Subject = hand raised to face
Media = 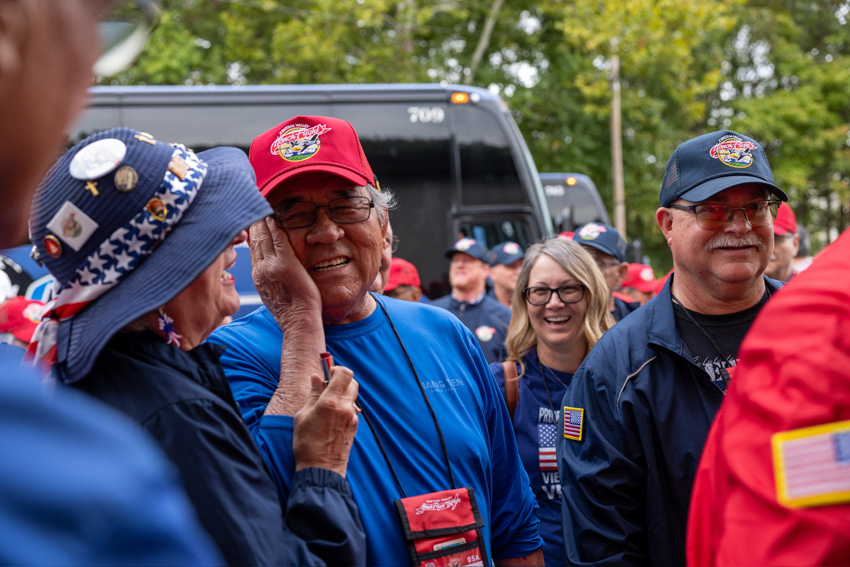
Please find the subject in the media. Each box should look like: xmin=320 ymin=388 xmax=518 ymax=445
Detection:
xmin=248 ymin=217 xmax=322 ymax=324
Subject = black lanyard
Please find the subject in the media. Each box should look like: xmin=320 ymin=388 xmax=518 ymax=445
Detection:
xmin=671 ymin=292 xmax=732 ymax=389
xmin=354 ymin=295 xmax=456 ymax=498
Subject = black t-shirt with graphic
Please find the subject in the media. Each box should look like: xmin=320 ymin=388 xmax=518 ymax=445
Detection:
xmin=674 ymin=290 xmax=770 ymax=391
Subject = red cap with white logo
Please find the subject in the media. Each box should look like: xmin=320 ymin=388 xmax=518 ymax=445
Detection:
xmin=248 ymin=115 xmax=376 ymax=198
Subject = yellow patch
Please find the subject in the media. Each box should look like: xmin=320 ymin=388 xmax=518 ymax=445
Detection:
xmin=563 ymin=406 xmax=584 ymax=441
xmin=772 ymin=420 xmax=850 ymax=508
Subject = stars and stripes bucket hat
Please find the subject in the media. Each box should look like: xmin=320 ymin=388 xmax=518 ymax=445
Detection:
xmin=27 ymin=128 xmax=271 ymax=383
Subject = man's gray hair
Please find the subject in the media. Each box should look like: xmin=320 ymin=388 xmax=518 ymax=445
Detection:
xmin=367 ymin=183 xmax=397 ymax=225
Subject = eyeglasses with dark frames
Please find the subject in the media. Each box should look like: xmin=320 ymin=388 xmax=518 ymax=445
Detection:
xmin=273 ymin=196 xmax=375 ymax=229
xmin=667 ymin=200 xmax=781 ymax=230
xmin=523 ymin=284 xmax=587 ymax=306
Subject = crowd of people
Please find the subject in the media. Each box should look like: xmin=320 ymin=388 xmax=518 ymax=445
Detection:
xmin=2 ymin=1 xmax=847 ymax=566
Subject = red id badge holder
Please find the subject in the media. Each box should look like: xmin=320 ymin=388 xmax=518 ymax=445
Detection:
xmin=394 ymin=487 xmax=488 ymax=567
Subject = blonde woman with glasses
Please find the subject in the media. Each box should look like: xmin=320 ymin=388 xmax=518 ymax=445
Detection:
xmin=490 ymin=237 xmax=613 ymax=566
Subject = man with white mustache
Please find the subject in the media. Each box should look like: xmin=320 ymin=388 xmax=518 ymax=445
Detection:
xmin=557 ymin=130 xmax=786 ymax=567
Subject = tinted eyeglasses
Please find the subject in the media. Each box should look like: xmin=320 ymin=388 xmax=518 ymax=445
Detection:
xmin=667 ymin=200 xmax=781 ymax=231
xmin=95 ymin=0 xmax=162 ymax=76
xmin=273 ymin=196 xmax=375 ymax=229
xmin=523 ymin=284 xmax=586 ymax=306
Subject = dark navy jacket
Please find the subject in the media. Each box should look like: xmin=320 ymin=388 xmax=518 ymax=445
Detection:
xmin=431 ymin=293 xmax=511 ymax=363
xmin=73 ymin=331 xmax=365 ymax=566
xmin=0 ymin=348 xmax=219 ymax=565
xmin=556 ymin=275 xmax=783 ymax=567
xmin=612 ymin=295 xmax=641 ymax=321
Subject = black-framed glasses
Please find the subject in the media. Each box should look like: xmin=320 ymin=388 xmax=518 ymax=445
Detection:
xmin=667 ymin=200 xmax=781 ymax=230
xmin=95 ymin=0 xmax=162 ymax=76
xmin=388 ymin=235 xmax=400 ymax=253
xmin=523 ymin=284 xmax=587 ymax=306
xmin=273 ymin=196 xmax=375 ymax=229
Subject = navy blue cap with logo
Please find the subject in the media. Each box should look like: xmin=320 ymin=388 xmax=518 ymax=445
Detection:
xmin=445 ymin=237 xmax=490 ymax=263
xmin=489 ymin=241 xmax=524 ymax=267
xmin=659 ymin=130 xmax=788 ymax=207
xmin=574 ymin=222 xmax=627 ymax=263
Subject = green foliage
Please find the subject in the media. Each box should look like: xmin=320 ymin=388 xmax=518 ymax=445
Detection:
xmin=102 ymin=0 xmax=850 ymax=264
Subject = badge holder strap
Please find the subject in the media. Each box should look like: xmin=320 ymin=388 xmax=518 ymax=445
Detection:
xmin=374 ymin=294 xmax=457 ymax=490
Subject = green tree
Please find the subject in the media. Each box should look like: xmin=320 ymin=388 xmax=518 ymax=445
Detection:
xmin=102 ymin=0 xmax=850 ymax=265
xmin=720 ymin=0 xmax=850 ymax=250
xmin=508 ymin=0 xmax=742 ymax=270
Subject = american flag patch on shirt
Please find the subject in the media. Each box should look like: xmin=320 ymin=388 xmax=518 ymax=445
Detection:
xmin=772 ymin=420 xmax=850 ymax=508
xmin=563 ymin=406 xmax=584 ymax=441
xmin=538 ymin=423 xmax=557 ymax=471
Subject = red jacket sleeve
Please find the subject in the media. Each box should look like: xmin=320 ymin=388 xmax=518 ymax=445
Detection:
xmin=688 ymin=228 xmax=850 ymax=566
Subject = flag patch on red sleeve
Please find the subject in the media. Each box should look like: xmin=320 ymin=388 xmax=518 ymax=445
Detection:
xmin=772 ymin=420 xmax=850 ymax=508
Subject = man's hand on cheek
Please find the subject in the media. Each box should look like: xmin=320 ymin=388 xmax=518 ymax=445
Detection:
xmin=249 ymin=217 xmax=322 ymax=324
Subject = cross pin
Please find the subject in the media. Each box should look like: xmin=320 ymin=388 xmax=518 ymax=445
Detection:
xmin=85 ymin=180 xmax=99 ymax=196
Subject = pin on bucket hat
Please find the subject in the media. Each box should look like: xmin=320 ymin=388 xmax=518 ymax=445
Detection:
xmin=659 ymin=130 xmax=788 ymax=207
xmin=28 ymin=128 xmax=272 ymax=384
xmin=249 ymin=115 xmax=379 ymax=198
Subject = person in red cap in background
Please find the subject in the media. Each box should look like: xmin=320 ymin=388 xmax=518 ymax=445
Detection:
xmin=620 ymin=263 xmax=657 ymax=306
xmin=688 ymin=227 xmax=850 ymax=567
xmin=0 ymin=296 xmax=44 ymax=350
xmin=209 ymin=115 xmax=544 ymax=566
xmin=765 ymin=202 xmax=799 ymax=282
xmin=384 ymin=257 xmax=423 ymax=302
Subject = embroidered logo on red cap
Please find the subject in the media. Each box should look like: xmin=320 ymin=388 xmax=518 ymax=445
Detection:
xmin=270 ymin=123 xmax=332 ymax=163
xmin=709 ymin=134 xmax=757 ymax=169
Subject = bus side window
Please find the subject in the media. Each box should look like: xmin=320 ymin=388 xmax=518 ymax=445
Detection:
xmin=454 ymin=106 xmax=525 ymax=206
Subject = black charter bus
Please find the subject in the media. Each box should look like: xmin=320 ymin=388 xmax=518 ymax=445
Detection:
xmin=68 ymin=84 xmax=552 ymax=303
xmin=539 ymin=172 xmax=610 ymax=234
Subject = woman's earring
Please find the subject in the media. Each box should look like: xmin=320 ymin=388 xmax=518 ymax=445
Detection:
xmin=158 ymin=308 xmax=182 ymax=347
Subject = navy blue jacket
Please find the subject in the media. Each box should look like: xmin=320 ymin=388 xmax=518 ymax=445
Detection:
xmin=0 ymin=348 xmax=220 ymax=565
xmin=431 ymin=293 xmax=511 ymax=363
xmin=557 ymin=275 xmax=783 ymax=567
xmin=612 ymin=295 xmax=641 ymax=321
xmin=74 ymin=331 xmax=365 ymax=566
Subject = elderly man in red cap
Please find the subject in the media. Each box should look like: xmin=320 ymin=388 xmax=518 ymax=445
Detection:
xmin=765 ymin=202 xmax=800 ymax=281
xmin=210 ymin=115 xmax=544 ymax=566
xmin=384 ymin=257 xmax=423 ymax=302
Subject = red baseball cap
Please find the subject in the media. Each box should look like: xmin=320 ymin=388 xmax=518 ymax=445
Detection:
xmin=385 ymin=258 xmax=421 ymax=291
xmin=248 ymin=115 xmax=376 ymax=198
xmin=623 ymin=263 xmax=656 ymax=294
xmin=0 ymin=296 xmax=45 ymax=343
xmin=773 ymin=202 xmax=797 ymax=236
